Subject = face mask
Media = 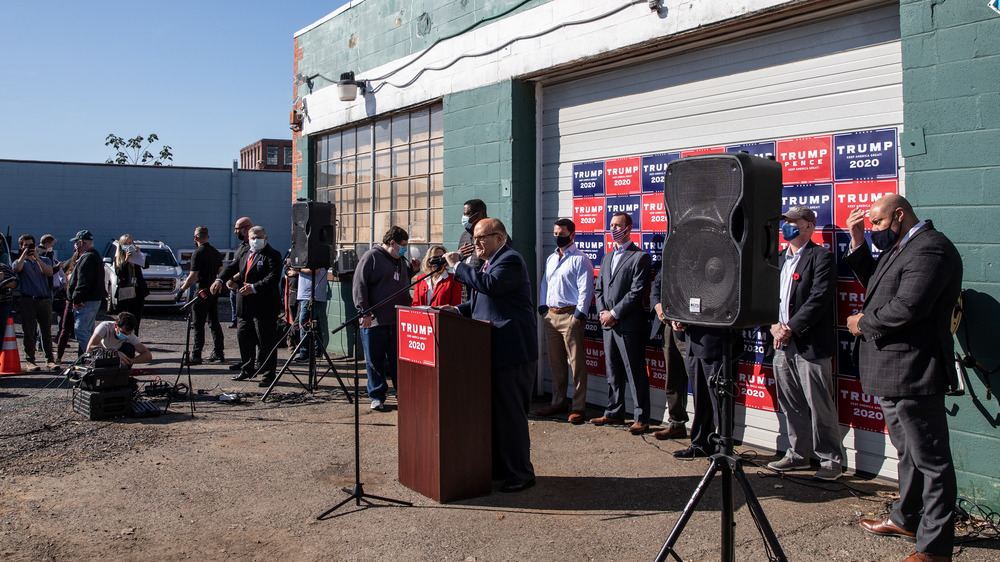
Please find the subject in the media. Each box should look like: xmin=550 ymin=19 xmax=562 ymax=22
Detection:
xmin=780 ymin=223 xmax=800 ymax=242
xmin=611 ymin=227 xmax=631 ymax=244
xmin=555 ymin=235 xmax=572 ymax=248
xmin=114 ymin=326 xmax=129 ymax=341
xmin=249 ymin=238 xmax=266 ymax=252
xmin=236 ymin=231 xmax=245 ymax=241
xmin=397 ymin=244 xmax=408 ymax=258
xmin=870 ymin=214 xmax=900 ymax=251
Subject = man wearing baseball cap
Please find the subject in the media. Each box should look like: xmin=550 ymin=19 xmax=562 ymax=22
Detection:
xmin=67 ymin=230 xmax=107 ymax=355
xmin=767 ymin=206 xmax=844 ymax=481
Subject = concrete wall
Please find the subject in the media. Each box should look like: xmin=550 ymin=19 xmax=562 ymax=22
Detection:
xmin=899 ymin=0 xmax=1000 ymax=509
xmin=0 ymin=160 xmax=292 ymax=260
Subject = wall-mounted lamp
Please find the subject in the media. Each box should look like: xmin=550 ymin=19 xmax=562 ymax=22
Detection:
xmin=338 ymin=71 xmax=368 ymax=102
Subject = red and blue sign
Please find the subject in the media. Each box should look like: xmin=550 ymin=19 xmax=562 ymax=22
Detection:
xmin=572 ymin=161 xmax=605 ymax=197
xmin=833 ymin=129 xmax=898 ymax=181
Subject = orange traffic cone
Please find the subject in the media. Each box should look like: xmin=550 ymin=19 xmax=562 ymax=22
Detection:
xmin=1 ymin=316 xmax=25 ymax=375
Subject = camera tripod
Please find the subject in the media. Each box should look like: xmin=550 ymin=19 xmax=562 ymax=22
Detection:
xmin=655 ymin=329 xmax=786 ymax=562
xmin=164 ymin=290 xmax=198 ymax=416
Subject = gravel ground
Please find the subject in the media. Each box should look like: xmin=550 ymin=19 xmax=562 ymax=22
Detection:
xmin=1 ymin=305 xmax=998 ymax=561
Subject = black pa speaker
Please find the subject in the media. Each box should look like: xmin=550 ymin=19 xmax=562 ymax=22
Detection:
xmin=290 ymin=201 xmax=336 ymax=269
xmin=659 ymin=153 xmax=782 ymax=328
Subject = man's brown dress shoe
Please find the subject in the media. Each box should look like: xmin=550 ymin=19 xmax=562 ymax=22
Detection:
xmin=629 ymin=422 xmax=649 ymax=435
xmin=589 ymin=416 xmax=625 ymax=426
xmin=653 ymin=425 xmax=687 ymax=440
xmin=567 ymin=411 xmax=585 ymax=424
xmin=859 ymin=517 xmax=916 ymax=541
xmin=535 ymin=402 xmax=568 ymax=416
xmin=903 ymin=550 xmax=951 ymax=562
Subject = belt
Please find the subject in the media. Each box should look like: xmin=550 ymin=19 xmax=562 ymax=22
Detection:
xmin=550 ymin=305 xmax=576 ymax=314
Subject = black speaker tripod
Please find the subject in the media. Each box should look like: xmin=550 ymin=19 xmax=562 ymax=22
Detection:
xmin=655 ymin=329 xmax=786 ymax=562
xmin=317 ymin=263 xmax=444 ymax=518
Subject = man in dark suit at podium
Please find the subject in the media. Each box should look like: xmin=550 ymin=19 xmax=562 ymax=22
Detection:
xmin=443 ymin=218 xmax=537 ymax=493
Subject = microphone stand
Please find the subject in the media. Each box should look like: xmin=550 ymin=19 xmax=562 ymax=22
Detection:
xmin=317 ymin=262 xmax=446 ymax=518
xmin=165 ymin=288 xmax=198 ymax=417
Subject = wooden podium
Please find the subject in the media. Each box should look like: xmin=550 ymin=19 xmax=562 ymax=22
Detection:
xmin=396 ymin=306 xmax=491 ymax=503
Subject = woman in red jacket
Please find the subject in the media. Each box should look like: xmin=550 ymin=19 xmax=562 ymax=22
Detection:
xmin=412 ymin=245 xmax=463 ymax=307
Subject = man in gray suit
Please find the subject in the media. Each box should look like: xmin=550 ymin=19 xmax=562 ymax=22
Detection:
xmin=845 ymin=194 xmax=962 ymax=562
xmin=590 ymin=212 xmax=652 ymax=435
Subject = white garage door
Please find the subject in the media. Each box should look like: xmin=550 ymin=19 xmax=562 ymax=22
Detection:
xmin=538 ymin=4 xmax=903 ymax=479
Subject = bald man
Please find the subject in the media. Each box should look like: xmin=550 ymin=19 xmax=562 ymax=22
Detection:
xmin=844 ymin=194 xmax=962 ymax=562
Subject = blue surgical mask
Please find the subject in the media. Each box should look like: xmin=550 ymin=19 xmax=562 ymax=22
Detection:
xmin=870 ymin=214 xmax=900 ymax=251
xmin=397 ymin=244 xmax=408 ymax=258
xmin=780 ymin=222 xmax=800 ymax=242
xmin=249 ymin=239 xmax=266 ymax=252
xmin=461 ymin=216 xmax=471 ymax=229
xmin=115 ymin=326 xmax=129 ymax=341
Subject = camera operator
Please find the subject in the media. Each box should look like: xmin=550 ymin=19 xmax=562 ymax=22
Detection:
xmin=14 ymin=234 xmax=55 ymax=371
xmin=86 ymin=312 xmax=152 ymax=367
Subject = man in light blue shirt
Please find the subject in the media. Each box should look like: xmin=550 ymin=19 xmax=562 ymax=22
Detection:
xmin=14 ymin=234 xmax=55 ymax=371
xmin=294 ymin=266 xmax=329 ymax=361
xmin=537 ymin=219 xmax=595 ymax=424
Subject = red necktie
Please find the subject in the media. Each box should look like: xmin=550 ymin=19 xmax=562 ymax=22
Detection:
xmin=244 ymin=252 xmax=255 ymax=283
xmin=482 ymin=261 xmax=488 ymax=272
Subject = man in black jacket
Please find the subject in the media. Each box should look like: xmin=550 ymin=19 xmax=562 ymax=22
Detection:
xmin=67 ymin=230 xmax=106 ymax=354
xmin=766 ymin=206 xmax=843 ymax=481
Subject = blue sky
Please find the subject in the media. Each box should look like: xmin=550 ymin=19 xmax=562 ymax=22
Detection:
xmin=0 ymin=1 xmax=348 ymax=168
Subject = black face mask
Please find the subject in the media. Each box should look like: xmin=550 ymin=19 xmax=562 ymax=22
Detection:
xmin=555 ymin=235 xmax=572 ymax=248
xmin=870 ymin=213 xmax=900 ymax=251
xmin=236 ymin=231 xmax=245 ymax=241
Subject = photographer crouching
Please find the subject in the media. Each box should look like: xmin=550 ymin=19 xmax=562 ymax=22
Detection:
xmin=86 ymin=312 xmax=152 ymax=367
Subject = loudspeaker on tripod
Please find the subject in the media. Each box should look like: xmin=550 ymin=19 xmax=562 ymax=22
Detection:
xmin=659 ymin=152 xmax=782 ymax=328
xmin=290 ymin=201 xmax=336 ymax=269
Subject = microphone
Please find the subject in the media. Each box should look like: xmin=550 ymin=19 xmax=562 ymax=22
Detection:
xmin=429 ymin=256 xmax=448 ymax=269
xmin=179 ymin=289 xmax=209 ymax=312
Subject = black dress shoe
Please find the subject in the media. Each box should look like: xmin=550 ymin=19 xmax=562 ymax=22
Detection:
xmin=228 ymin=363 xmax=244 ymax=371
xmin=500 ymin=477 xmax=536 ymax=493
xmin=231 ymin=372 xmax=254 ymax=381
xmin=258 ymin=377 xmax=275 ymax=388
xmin=673 ymin=446 xmax=709 ymax=459
xmin=206 ymin=353 xmax=225 ymax=362
xmin=186 ymin=356 xmax=202 ymax=366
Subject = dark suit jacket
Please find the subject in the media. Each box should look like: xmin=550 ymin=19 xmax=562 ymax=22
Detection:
xmin=594 ymin=243 xmax=651 ymax=334
xmin=779 ymin=241 xmax=837 ymax=360
xmin=233 ymin=243 xmax=282 ymax=319
xmin=455 ymin=244 xmax=538 ymax=369
xmin=844 ymin=221 xmax=962 ymax=398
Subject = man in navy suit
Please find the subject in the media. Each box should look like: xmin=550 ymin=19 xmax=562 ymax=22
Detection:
xmin=443 ymin=218 xmax=537 ymax=493
xmin=590 ymin=212 xmax=652 ymax=435
xmin=766 ymin=206 xmax=843 ymax=481
xmin=845 ymin=194 xmax=962 ymax=562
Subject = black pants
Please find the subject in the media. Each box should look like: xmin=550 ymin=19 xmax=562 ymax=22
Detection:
xmin=192 ymin=294 xmax=223 ymax=356
xmin=118 ymin=297 xmax=145 ymax=336
xmin=20 ymin=296 xmax=54 ymax=363
xmin=237 ymin=312 xmax=277 ymax=378
xmin=663 ymin=329 xmax=689 ymax=427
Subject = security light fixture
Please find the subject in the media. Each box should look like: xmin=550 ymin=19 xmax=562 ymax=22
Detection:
xmin=338 ymin=71 xmax=367 ymax=102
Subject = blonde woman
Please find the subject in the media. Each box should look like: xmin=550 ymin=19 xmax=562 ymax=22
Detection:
xmin=411 ymin=245 xmax=462 ymax=307
xmin=112 ymin=234 xmax=150 ymax=334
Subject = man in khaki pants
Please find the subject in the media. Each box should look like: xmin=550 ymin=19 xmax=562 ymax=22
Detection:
xmin=536 ymin=219 xmax=595 ymax=424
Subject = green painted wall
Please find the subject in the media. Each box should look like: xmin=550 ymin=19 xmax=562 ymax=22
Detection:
xmin=295 ymin=0 xmax=546 ymax=99
xmin=900 ymin=0 xmax=1000 ymax=509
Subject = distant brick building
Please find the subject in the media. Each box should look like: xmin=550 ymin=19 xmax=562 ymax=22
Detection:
xmin=240 ymin=139 xmax=293 ymax=171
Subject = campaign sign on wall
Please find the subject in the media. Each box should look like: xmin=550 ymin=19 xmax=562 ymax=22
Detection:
xmin=573 ymin=197 xmax=605 ymax=233
xmin=641 ymin=193 xmax=668 ymax=232
xmin=837 ymin=377 xmax=887 ymax=434
xmin=836 ymin=328 xmax=860 ymax=379
xmin=605 ymin=156 xmax=642 ymax=196
xmin=572 ymin=161 xmax=605 ymax=198
xmin=739 ymin=327 xmax=773 ymax=366
xmin=833 ymin=128 xmax=898 ymax=181
xmin=834 ymin=231 xmax=883 ymax=279
xmin=641 ymin=152 xmax=679 ymax=193
xmin=776 ymin=135 xmax=833 ymax=184
xmin=575 ymin=233 xmax=606 ymax=269
xmin=641 ymin=233 xmax=665 ymax=268
xmin=727 ymin=141 xmax=776 ymax=160
xmin=735 ymin=363 xmax=778 ymax=412
xmin=397 ymin=308 xmax=436 ymax=367
xmin=781 ymin=183 xmax=834 ymax=228
xmin=681 ymin=146 xmax=725 ymax=158
xmin=584 ymin=338 xmax=607 ymax=378
xmin=645 ymin=349 xmax=667 ymax=391
xmin=836 ymin=279 xmax=867 ymax=328
xmin=584 ymin=302 xmax=603 ymax=340
xmin=605 ymin=195 xmax=643 ymax=231
xmin=833 ymin=179 xmax=898 ymax=230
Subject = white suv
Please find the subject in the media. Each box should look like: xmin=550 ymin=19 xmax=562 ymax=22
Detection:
xmin=102 ymin=240 xmax=186 ymax=308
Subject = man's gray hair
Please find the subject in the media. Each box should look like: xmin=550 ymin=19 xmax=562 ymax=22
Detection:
xmin=249 ymin=226 xmax=267 ymax=237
